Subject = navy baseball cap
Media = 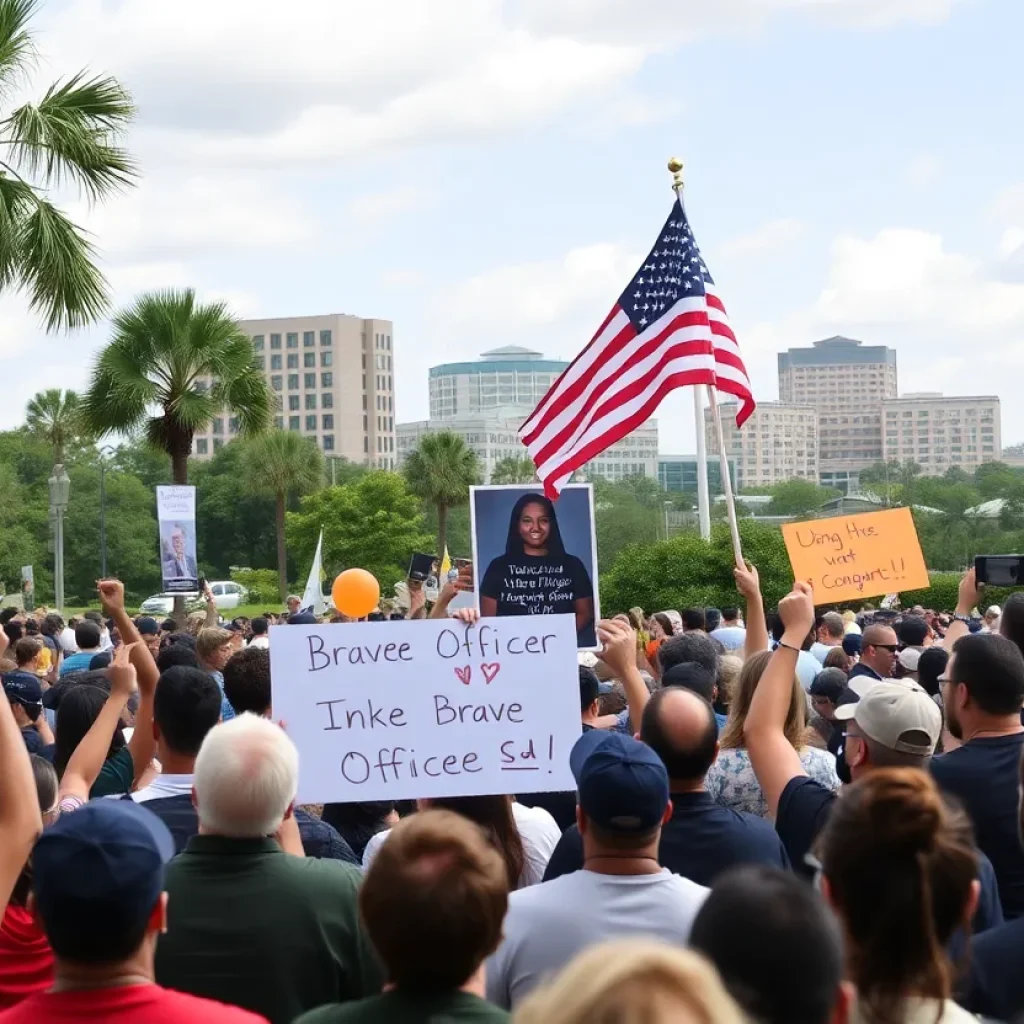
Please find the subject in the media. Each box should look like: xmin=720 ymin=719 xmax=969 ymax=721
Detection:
xmin=570 ymin=730 xmax=669 ymax=835
xmin=3 ymin=671 xmax=42 ymax=707
xmin=32 ymin=800 xmax=175 ymax=956
xmin=136 ymin=616 xmax=160 ymax=636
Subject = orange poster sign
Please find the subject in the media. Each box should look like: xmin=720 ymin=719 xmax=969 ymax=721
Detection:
xmin=781 ymin=507 xmax=929 ymax=605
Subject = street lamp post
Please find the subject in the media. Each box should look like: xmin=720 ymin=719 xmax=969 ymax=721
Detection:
xmin=48 ymin=465 xmax=71 ymax=612
xmin=98 ymin=446 xmax=117 ymax=578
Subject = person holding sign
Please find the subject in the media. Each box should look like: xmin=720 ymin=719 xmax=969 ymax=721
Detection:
xmin=479 ymin=493 xmax=596 ymax=648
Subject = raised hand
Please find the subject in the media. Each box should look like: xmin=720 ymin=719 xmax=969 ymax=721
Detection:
xmin=596 ymin=618 xmax=637 ymax=678
xmin=97 ymin=578 xmax=126 ymax=616
xmin=778 ymin=581 xmax=815 ymax=643
xmin=733 ymin=562 xmax=761 ymax=603
xmin=107 ymin=641 xmax=138 ymax=701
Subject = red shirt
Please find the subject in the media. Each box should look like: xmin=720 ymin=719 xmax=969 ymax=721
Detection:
xmin=0 ymin=906 xmax=53 ymax=1009
xmin=0 ymin=983 xmax=267 ymax=1023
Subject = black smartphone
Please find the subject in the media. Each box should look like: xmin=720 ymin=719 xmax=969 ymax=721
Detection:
xmin=975 ymin=555 xmax=1024 ymax=587
xmin=198 ymin=576 xmax=207 ymax=592
xmin=407 ymin=552 xmax=436 ymax=590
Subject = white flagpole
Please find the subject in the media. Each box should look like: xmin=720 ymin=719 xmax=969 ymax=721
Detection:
xmin=693 ymin=387 xmax=711 ymax=541
xmin=706 ymin=385 xmax=744 ymax=568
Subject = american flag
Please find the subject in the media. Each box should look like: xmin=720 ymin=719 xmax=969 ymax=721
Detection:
xmin=520 ymin=198 xmax=755 ymax=498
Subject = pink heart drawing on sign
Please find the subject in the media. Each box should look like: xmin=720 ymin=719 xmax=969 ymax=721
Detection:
xmin=481 ymin=663 xmax=501 ymax=684
xmin=454 ymin=666 xmax=472 ymax=686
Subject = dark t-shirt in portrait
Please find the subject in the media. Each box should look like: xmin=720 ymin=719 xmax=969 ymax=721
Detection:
xmin=480 ymin=553 xmax=594 ymax=645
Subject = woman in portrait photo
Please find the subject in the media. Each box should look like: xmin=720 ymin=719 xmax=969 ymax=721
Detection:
xmin=479 ymin=492 xmax=596 ymax=646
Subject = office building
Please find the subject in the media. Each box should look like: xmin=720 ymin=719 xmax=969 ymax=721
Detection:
xmin=401 ymin=347 xmax=658 ymax=483
xmin=778 ymin=336 xmax=897 ymax=488
xmin=881 ymin=393 xmax=1001 ymax=473
xmin=429 ymin=346 xmax=569 ymax=419
xmin=706 ymin=401 xmax=818 ymax=489
xmin=397 ymin=413 xmax=658 ymax=484
xmin=658 ymin=455 xmax=735 ymax=495
xmin=191 ymin=313 xmax=396 ymax=468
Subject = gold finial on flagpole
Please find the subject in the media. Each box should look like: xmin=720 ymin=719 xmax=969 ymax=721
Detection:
xmin=667 ymin=157 xmax=684 ymax=193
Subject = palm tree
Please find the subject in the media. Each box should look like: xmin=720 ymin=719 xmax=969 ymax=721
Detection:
xmin=25 ymin=388 xmax=84 ymax=464
xmin=0 ymin=0 xmax=135 ymax=330
xmin=404 ymin=431 xmax=478 ymax=557
xmin=81 ymin=289 xmax=273 ymax=483
xmin=244 ymin=431 xmax=324 ymax=599
xmin=490 ymin=454 xmax=537 ymax=485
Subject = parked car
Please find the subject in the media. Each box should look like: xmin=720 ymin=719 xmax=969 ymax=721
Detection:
xmin=138 ymin=581 xmax=246 ymax=616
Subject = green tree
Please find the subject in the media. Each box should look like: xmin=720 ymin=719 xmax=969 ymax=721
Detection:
xmin=81 ymin=289 xmax=273 ymax=484
xmin=765 ymin=478 xmax=839 ymax=517
xmin=490 ymin=455 xmax=537 ymax=485
xmin=404 ymin=432 xmax=478 ymax=557
xmin=0 ymin=461 xmax=43 ymax=595
xmin=601 ymin=519 xmax=793 ymax=614
xmin=244 ymin=431 xmax=324 ymax=600
xmin=25 ymin=388 xmax=87 ymax=465
xmin=0 ymin=0 xmax=136 ymax=329
xmin=287 ymin=471 xmax=432 ymax=594
xmin=192 ymin=442 xmax=276 ymax=578
xmin=591 ymin=477 xmax=663 ymax=571
xmin=61 ymin=463 xmax=160 ymax=603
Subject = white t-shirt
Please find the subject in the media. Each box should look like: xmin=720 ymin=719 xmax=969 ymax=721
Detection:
xmin=58 ymin=626 xmax=78 ymax=653
xmin=809 ymin=641 xmax=841 ymax=664
xmin=709 ymin=625 xmax=746 ymax=651
xmin=248 ymin=636 xmax=269 ymax=649
xmin=362 ymin=801 xmax=560 ymax=888
xmin=486 ymin=868 xmax=709 ymax=1009
xmin=131 ymin=773 xmax=193 ymax=803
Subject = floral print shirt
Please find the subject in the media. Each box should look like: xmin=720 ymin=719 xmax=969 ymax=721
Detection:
xmin=705 ymin=745 xmax=841 ymax=818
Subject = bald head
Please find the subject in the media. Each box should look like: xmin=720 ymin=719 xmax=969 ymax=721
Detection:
xmin=640 ymin=687 xmax=719 ymax=784
xmin=861 ymin=624 xmax=898 ymax=677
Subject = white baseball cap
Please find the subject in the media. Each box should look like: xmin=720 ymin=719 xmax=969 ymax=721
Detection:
xmin=834 ymin=679 xmax=941 ymax=757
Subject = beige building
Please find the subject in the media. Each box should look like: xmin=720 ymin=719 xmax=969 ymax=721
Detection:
xmin=706 ymin=400 xmax=818 ymax=489
xmin=881 ymin=393 xmax=1001 ymax=474
xmin=778 ymin=336 xmax=897 ymax=491
xmin=191 ymin=313 xmax=396 ymax=468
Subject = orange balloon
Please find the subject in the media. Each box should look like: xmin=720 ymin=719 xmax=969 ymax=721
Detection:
xmin=331 ymin=568 xmax=380 ymax=619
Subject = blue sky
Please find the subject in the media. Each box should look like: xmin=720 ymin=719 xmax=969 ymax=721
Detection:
xmin=3 ymin=0 xmax=1022 ymax=455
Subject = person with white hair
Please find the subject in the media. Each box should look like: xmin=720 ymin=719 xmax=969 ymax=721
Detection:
xmin=155 ymin=715 xmax=381 ymax=1023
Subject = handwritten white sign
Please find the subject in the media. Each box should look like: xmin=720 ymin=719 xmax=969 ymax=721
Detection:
xmin=269 ymin=615 xmax=581 ymax=803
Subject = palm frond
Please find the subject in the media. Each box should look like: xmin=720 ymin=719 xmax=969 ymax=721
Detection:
xmin=245 ymin=430 xmax=324 ymax=497
xmin=16 ymin=196 xmax=107 ymax=329
xmin=0 ymin=0 xmax=37 ymax=96
xmin=84 ymin=290 xmax=271 ymax=460
xmin=3 ymin=70 xmax=136 ymax=200
xmin=404 ymin=431 xmax=479 ymax=504
xmin=0 ymin=170 xmax=32 ymax=288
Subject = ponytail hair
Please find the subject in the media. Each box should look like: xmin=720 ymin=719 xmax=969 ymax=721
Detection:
xmin=817 ymin=768 xmax=977 ymax=1023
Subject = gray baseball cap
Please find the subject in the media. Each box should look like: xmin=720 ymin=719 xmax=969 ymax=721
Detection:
xmin=834 ymin=679 xmax=940 ymax=757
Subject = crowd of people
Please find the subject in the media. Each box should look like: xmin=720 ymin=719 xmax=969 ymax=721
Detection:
xmin=1 ymin=563 xmax=1024 ymax=1022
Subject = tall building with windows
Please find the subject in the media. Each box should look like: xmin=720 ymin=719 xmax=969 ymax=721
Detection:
xmin=429 ymin=346 xmax=568 ymax=419
xmin=400 ymin=347 xmax=658 ymax=483
xmin=706 ymin=401 xmax=818 ymax=489
xmin=190 ymin=313 xmax=396 ymax=468
xmin=778 ymin=336 xmax=897 ymax=490
xmin=881 ymin=393 xmax=1001 ymax=473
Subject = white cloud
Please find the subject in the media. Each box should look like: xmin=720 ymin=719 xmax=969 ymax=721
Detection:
xmin=436 ymin=242 xmax=640 ymax=339
xmin=346 ymin=186 xmax=434 ymax=229
xmin=65 ymin=176 xmax=316 ymax=260
xmin=716 ymin=218 xmax=807 ymax=261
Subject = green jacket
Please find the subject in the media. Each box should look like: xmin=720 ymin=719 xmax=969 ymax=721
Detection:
xmin=156 ymin=835 xmax=381 ymax=1024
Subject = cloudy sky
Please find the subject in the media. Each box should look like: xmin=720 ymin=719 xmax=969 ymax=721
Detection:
xmin=3 ymin=0 xmax=1023 ymax=455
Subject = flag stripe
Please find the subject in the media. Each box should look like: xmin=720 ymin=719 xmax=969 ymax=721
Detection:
xmin=521 ymin=198 xmax=756 ymax=495
xmin=531 ymin=325 xmax=715 ymax=472
xmin=524 ymin=304 xmax=714 ymax=454
xmin=540 ymin=367 xmax=718 ymax=498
